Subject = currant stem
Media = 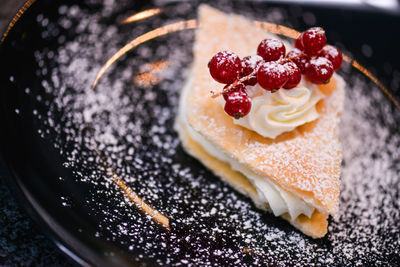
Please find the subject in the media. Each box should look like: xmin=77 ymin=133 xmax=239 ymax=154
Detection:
xmin=211 ymin=68 xmax=258 ymax=98
xmin=277 ymin=54 xmax=302 ymax=64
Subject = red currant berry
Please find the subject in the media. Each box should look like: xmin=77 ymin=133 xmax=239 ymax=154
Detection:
xmin=257 ymin=39 xmax=286 ymax=62
xmin=286 ymin=48 xmax=310 ymax=73
xmin=294 ymin=33 xmax=304 ymax=50
xmin=208 ymin=51 xmax=242 ymax=84
xmin=257 ymin=61 xmax=289 ymax=91
xmin=318 ymin=45 xmax=342 ymax=71
xmin=241 ymin=55 xmax=263 ymax=86
xmin=305 ymin=57 xmax=334 ymax=84
xmin=241 ymin=55 xmax=263 ymax=76
xmin=224 ymin=90 xmax=251 ymax=119
xmin=301 ymin=27 xmax=327 ymax=55
xmin=283 ymin=61 xmax=301 ymax=89
xmin=223 ymin=83 xmax=246 ymax=101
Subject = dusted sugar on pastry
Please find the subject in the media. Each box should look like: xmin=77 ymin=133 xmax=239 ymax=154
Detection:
xmin=175 ymin=4 xmax=345 ymax=238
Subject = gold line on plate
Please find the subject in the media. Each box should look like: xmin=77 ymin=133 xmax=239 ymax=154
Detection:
xmin=92 ymin=19 xmax=198 ymax=88
xmin=98 ymin=153 xmax=171 ymax=230
xmin=1 ymin=0 xmax=37 ymax=43
xmin=122 ymin=8 xmax=162 ymax=24
xmin=109 ymin=170 xmax=170 ymax=230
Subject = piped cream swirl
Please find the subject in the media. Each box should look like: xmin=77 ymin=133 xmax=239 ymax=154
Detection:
xmin=229 ymin=78 xmax=325 ymax=139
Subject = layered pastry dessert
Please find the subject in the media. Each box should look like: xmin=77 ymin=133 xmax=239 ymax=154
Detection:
xmin=175 ymin=5 xmax=345 ymax=238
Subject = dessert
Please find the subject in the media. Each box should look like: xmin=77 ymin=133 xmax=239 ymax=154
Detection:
xmin=175 ymin=5 xmax=345 ymax=238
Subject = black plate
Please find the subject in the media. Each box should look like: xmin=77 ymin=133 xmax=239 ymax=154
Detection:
xmin=1 ymin=0 xmax=400 ymax=266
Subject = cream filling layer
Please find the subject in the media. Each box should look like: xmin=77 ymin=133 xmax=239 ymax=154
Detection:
xmin=179 ymin=74 xmax=315 ymax=220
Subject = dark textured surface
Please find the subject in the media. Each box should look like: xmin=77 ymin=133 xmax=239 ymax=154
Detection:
xmin=0 ymin=173 xmax=77 ymax=266
xmin=0 ymin=0 xmax=399 ymax=266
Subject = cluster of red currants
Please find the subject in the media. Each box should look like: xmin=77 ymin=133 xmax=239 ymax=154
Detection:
xmin=208 ymin=27 xmax=343 ymax=119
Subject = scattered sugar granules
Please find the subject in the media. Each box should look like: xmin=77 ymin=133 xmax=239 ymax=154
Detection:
xmin=16 ymin=0 xmax=400 ymax=265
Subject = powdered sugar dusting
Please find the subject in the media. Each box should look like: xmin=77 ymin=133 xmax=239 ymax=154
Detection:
xmin=10 ymin=1 xmax=400 ymax=265
xmin=217 ymin=50 xmax=240 ymax=66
